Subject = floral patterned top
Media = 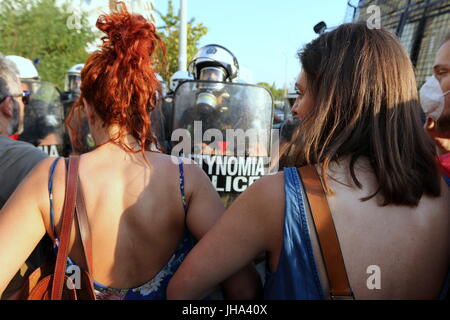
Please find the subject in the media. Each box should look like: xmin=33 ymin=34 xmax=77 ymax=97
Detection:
xmin=48 ymin=157 xmax=195 ymax=300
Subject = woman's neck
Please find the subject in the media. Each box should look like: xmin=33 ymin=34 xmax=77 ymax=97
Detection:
xmin=92 ymin=124 xmax=141 ymax=151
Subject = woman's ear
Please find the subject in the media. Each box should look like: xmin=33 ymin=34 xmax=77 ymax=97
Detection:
xmin=425 ymin=117 xmax=436 ymax=132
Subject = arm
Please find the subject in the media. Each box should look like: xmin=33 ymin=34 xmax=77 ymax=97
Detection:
xmin=0 ymin=158 xmax=53 ymax=296
xmin=168 ymin=172 xmax=284 ymax=300
xmin=180 ymin=162 xmax=260 ymax=299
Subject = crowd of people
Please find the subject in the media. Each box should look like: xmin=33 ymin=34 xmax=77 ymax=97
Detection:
xmin=0 ymin=5 xmax=449 ymax=300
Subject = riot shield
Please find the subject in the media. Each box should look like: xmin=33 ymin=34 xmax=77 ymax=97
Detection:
xmin=146 ymin=99 xmax=169 ymax=153
xmin=62 ymin=92 xmax=95 ymax=156
xmin=171 ymin=80 xmax=275 ymax=207
xmin=18 ymin=81 xmax=65 ymax=157
xmin=273 ymin=99 xmax=293 ymax=129
xmin=161 ymin=94 xmax=175 ymax=149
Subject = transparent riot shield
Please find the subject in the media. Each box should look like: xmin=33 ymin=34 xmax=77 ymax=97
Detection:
xmin=18 ymin=81 xmax=65 ymax=157
xmin=171 ymin=80 xmax=275 ymax=207
xmin=150 ymin=98 xmax=169 ymax=153
xmin=64 ymin=100 xmax=95 ymax=156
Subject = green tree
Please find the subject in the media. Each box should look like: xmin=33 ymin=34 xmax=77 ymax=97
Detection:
xmin=0 ymin=0 xmax=96 ymax=89
xmin=155 ymin=0 xmax=208 ymax=83
xmin=257 ymin=82 xmax=286 ymax=100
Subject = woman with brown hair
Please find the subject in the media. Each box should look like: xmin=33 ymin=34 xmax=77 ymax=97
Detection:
xmin=167 ymin=23 xmax=450 ymax=300
xmin=0 ymin=6 xmax=260 ymax=300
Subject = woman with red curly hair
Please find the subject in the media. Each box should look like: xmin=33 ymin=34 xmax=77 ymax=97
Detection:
xmin=0 ymin=6 xmax=260 ymax=300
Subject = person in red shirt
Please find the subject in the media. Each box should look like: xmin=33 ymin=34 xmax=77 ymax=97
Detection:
xmin=439 ymin=153 xmax=450 ymax=176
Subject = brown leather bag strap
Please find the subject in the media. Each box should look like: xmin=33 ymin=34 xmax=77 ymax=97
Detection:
xmin=75 ymin=178 xmax=93 ymax=275
xmin=298 ymin=165 xmax=354 ymax=300
xmin=51 ymin=156 xmax=80 ymax=300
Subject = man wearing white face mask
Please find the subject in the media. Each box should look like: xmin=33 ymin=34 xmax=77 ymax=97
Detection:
xmin=420 ymin=33 xmax=450 ymax=182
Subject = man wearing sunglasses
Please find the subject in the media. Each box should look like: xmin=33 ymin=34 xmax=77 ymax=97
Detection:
xmin=0 ymin=53 xmax=48 ymax=299
xmin=0 ymin=91 xmax=31 ymax=140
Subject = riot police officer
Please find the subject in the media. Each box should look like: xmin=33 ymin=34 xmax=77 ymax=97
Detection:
xmin=65 ymin=64 xmax=83 ymax=94
xmin=177 ymin=44 xmax=243 ymax=153
xmin=61 ymin=64 xmax=83 ymax=117
xmin=170 ymin=45 xmax=274 ymax=208
xmin=189 ymin=44 xmax=239 ymax=82
xmin=169 ymin=70 xmax=193 ymax=94
xmin=6 ymin=56 xmax=64 ymax=155
xmin=188 ymin=44 xmax=239 ymax=119
xmin=160 ymin=70 xmax=192 ymax=151
xmin=150 ymin=73 xmax=170 ymax=152
xmin=61 ymin=64 xmax=95 ymax=155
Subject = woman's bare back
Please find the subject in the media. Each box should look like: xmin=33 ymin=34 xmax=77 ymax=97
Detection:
xmin=44 ymin=146 xmax=221 ymax=289
xmin=307 ymin=159 xmax=450 ymax=299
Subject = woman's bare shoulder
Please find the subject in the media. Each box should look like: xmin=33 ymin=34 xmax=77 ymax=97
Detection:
xmin=3 ymin=156 xmax=62 ymax=217
xmin=249 ymin=171 xmax=285 ymax=196
xmin=158 ymin=154 xmax=210 ymax=180
xmin=145 ymin=152 xmax=196 ymax=167
xmin=231 ymin=171 xmax=286 ymax=215
xmin=22 ymin=157 xmax=61 ymax=186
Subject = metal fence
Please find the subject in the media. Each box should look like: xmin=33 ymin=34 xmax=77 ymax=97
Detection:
xmin=348 ymin=0 xmax=450 ymax=86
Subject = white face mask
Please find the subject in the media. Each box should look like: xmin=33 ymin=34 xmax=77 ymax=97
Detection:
xmin=419 ymin=76 xmax=450 ymax=121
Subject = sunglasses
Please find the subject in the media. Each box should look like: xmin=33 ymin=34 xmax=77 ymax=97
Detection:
xmin=0 ymin=91 xmax=32 ymax=105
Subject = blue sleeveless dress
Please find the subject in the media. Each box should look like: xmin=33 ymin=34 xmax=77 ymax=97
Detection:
xmin=47 ymin=157 xmax=195 ymax=300
xmin=264 ymin=167 xmax=450 ymax=300
xmin=264 ymin=167 xmax=324 ymax=300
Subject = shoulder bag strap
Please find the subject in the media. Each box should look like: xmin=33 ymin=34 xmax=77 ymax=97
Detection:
xmin=75 ymin=176 xmax=93 ymax=275
xmin=298 ymin=165 xmax=354 ymax=300
xmin=51 ymin=156 xmax=80 ymax=300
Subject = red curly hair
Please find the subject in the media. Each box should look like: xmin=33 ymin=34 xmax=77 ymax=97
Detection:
xmin=67 ymin=3 xmax=165 ymax=155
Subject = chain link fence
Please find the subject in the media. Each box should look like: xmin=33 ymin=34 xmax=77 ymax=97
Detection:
xmin=348 ymin=0 xmax=450 ymax=86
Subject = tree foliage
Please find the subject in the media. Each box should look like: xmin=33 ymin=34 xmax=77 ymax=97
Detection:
xmin=257 ymin=82 xmax=286 ymax=100
xmin=155 ymin=0 xmax=208 ymax=83
xmin=0 ymin=0 xmax=96 ymax=89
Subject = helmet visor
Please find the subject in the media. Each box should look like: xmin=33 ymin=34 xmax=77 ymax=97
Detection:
xmin=65 ymin=74 xmax=82 ymax=93
xmin=199 ymin=67 xmax=226 ymax=82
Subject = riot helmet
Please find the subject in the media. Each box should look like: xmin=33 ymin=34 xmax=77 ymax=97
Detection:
xmin=188 ymin=44 xmax=238 ymax=111
xmin=188 ymin=44 xmax=239 ymax=81
xmin=6 ymin=55 xmax=41 ymax=94
xmin=65 ymin=64 xmax=84 ymax=94
xmin=5 ymin=55 xmax=39 ymax=80
xmin=285 ymin=82 xmax=298 ymax=109
xmin=169 ymin=70 xmax=193 ymax=93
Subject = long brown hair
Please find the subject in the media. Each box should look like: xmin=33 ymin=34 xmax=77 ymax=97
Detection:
xmin=284 ymin=23 xmax=440 ymax=206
